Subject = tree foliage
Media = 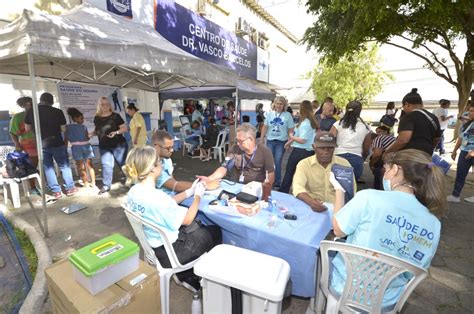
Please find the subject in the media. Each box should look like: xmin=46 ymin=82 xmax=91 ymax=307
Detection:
xmin=312 ymin=45 xmax=390 ymax=107
xmin=302 ymin=0 xmax=473 ymax=111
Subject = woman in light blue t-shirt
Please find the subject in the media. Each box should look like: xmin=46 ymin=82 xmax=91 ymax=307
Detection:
xmin=328 ymin=149 xmax=445 ymax=308
xmin=124 ymin=147 xmax=221 ymax=290
xmin=279 ymin=100 xmax=318 ymax=193
xmin=260 ymin=96 xmax=295 ymax=187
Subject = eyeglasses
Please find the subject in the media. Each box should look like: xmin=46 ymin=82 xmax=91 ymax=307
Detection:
xmin=236 ymin=138 xmax=250 ymax=145
xmin=158 ymin=144 xmax=174 ymax=152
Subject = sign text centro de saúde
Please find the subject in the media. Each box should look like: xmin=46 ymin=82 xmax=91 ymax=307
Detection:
xmin=155 ymin=0 xmax=258 ymax=80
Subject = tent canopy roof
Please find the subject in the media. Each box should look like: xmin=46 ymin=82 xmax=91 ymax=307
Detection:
xmin=0 ymin=4 xmax=237 ymax=91
xmin=159 ymin=79 xmax=276 ymax=100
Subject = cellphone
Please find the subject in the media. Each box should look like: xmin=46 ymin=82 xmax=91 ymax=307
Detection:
xmin=283 ymin=213 xmax=297 ymax=220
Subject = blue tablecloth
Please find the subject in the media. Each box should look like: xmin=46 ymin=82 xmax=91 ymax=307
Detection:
xmin=182 ymin=181 xmax=332 ymax=297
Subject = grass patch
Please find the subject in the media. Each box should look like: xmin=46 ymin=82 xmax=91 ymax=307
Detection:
xmin=13 ymin=227 xmax=37 ymax=280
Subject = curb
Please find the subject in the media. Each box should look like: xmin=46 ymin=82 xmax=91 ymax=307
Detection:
xmin=0 ymin=205 xmax=52 ymax=313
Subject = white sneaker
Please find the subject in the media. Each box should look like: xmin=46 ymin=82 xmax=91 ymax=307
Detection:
xmin=447 ymin=195 xmax=461 ymax=203
xmin=464 ymin=196 xmax=474 ymax=203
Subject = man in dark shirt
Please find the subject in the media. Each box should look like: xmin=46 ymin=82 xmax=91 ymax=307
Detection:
xmin=25 ymin=93 xmax=76 ymax=198
xmin=385 ymin=88 xmax=441 ymax=156
xmin=197 ymin=123 xmax=275 ymax=185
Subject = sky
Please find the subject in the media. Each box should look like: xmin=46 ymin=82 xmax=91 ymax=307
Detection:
xmin=258 ymin=0 xmax=464 ymax=102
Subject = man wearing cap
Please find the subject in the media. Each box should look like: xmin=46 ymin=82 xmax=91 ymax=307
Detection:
xmin=292 ymin=131 xmax=355 ymax=212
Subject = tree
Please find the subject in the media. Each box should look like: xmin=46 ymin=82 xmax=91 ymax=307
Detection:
xmin=302 ymin=0 xmax=473 ymax=114
xmin=311 ymin=44 xmax=390 ymax=107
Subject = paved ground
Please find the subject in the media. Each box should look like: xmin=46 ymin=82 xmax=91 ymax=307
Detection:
xmin=1 ymin=142 xmax=473 ymax=313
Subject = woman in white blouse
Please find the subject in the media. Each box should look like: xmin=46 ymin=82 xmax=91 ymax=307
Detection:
xmin=330 ymin=101 xmax=372 ymax=180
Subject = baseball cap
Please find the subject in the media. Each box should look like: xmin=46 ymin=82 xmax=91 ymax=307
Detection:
xmin=314 ymin=131 xmax=337 ymax=148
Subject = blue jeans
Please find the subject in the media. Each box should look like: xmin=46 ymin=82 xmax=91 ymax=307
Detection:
xmin=337 ymin=153 xmax=364 ymax=181
xmin=453 ymin=150 xmax=474 ymax=197
xmin=280 ymin=148 xmax=314 ymax=193
xmin=185 ymin=136 xmax=200 ymax=152
xmin=436 ymin=130 xmax=445 ymax=153
xmin=266 ymin=139 xmax=286 ymax=186
xmin=43 ymin=145 xmax=74 ymax=193
xmin=99 ymin=142 xmax=128 ymax=188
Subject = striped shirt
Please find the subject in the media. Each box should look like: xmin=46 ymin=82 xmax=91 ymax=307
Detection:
xmin=371 ymin=134 xmax=395 ymax=150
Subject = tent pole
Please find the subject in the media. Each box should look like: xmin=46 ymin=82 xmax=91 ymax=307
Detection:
xmin=235 ymin=88 xmax=239 ymax=143
xmin=28 ymin=53 xmax=48 ymax=237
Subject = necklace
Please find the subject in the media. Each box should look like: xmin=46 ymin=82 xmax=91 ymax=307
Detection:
xmin=392 ymin=182 xmax=416 ymax=193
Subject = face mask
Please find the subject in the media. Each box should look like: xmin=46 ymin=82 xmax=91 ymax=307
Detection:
xmin=383 ymin=178 xmax=392 ymax=191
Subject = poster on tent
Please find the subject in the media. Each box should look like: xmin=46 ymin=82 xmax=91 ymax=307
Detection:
xmin=57 ymin=82 xmax=125 ymax=145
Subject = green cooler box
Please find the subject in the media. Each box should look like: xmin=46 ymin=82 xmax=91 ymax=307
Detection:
xmin=69 ymin=233 xmax=140 ymax=295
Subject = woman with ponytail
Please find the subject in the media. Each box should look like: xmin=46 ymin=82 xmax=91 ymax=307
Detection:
xmin=385 ymin=88 xmax=441 ymax=156
xmin=330 ymin=100 xmax=372 ymax=180
xmin=124 ymin=147 xmax=221 ymax=290
xmin=327 ymin=148 xmax=445 ymax=308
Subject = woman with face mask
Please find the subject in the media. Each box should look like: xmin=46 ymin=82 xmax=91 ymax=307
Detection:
xmin=327 ymin=149 xmax=445 ymax=309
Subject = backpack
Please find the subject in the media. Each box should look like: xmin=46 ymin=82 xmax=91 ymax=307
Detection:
xmin=4 ymin=151 xmax=38 ymax=178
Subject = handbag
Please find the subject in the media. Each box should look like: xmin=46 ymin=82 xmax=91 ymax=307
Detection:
xmin=5 ymin=151 xmax=38 ymax=178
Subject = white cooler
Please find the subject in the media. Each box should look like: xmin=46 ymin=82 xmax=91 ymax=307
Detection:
xmin=194 ymin=244 xmax=290 ymax=314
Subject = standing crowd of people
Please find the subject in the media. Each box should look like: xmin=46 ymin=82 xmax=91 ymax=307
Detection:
xmin=8 ymin=92 xmax=150 ymax=197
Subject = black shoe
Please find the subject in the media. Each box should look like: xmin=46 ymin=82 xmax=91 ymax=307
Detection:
xmin=98 ymin=186 xmax=110 ymax=195
xmin=187 ymin=152 xmax=194 ymax=157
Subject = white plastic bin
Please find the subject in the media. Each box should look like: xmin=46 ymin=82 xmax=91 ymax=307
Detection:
xmin=194 ymin=244 xmax=290 ymax=314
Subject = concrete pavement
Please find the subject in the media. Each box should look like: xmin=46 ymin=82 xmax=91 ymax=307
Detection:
xmin=2 ymin=147 xmax=473 ymax=313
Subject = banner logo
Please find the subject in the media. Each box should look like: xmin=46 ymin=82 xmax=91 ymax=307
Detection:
xmin=107 ymin=0 xmax=132 ymax=18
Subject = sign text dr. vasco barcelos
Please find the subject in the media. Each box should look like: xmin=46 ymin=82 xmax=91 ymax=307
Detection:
xmin=155 ymin=0 xmax=258 ymax=80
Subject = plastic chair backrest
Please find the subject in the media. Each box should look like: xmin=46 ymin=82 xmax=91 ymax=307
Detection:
xmin=319 ymin=240 xmax=428 ymax=313
xmin=0 ymin=146 xmax=15 ymax=163
xmin=214 ymin=131 xmax=226 ymax=148
xmin=123 ymin=205 xmax=184 ymax=270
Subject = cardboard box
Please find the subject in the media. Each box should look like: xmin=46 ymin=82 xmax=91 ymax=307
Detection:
xmin=45 ymin=259 xmax=161 ymax=313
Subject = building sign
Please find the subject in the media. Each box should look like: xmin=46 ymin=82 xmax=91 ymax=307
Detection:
xmin=155 ymin=0 xmax=258 ymax=80
xmin=106 ymin=0 xmax=132 ymax=18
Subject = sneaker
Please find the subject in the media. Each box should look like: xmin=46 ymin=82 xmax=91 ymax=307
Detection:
xmin=53 ymin=191 xmax=63 ymax=199
xmin=65 ymin=187 xmax=78 ymax=196
xmin=98 ymin=186 xmax=110 ymax=195
xmin=447 ymin=195 xmax=460 ymax=203
xmin=187 ymin=152 xmax=194 ymax=157
xmin=464 ymin=196 xmax=474 ymax=203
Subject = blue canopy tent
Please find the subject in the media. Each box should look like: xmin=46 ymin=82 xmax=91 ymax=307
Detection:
xmin=159 ymin=79 xmax=276 ymax=101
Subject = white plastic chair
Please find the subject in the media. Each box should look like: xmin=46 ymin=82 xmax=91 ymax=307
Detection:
xmin=210 ymin=130 xmax=227 ymax=163
xmin=123 ymin=206 xmax=202 ymax=314
xmin=310 ymin=240 xmax=428 ymax=314
xmin=0 ymin=146 xmax=42 ymax=208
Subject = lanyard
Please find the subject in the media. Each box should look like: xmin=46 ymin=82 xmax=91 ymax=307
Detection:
xmin=240 ymin=147 xmax=257 ymax=174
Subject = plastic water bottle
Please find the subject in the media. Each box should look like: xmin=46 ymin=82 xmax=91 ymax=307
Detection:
xmin=267 ymin=198 xmax=278 ymax=228
xmin=191 ymin=293 xmax=202 ymax=314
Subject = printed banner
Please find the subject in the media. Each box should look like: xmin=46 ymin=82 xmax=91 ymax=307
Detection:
xmin=57 ymin=82 xmax=125 ymax=145
xmin=155 ymin=0 xmax=258 ymax=80
xmin=106 ymin=0 xmax=132 ymax=18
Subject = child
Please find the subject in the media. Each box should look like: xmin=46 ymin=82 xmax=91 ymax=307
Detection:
xmin=65 ymin=108 xmax=96 ymax=188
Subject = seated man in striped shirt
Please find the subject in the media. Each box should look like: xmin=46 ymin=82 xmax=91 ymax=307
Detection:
xmin=369 ymin=126 xmax=395 ymax=190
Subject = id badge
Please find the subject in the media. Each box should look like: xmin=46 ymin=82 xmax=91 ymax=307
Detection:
xmin=239 ymin=174 xmax=245 ymax=183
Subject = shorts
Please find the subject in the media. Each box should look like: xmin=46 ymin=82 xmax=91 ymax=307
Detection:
xmin=71 ymin=144 xmax=95 ymax=161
